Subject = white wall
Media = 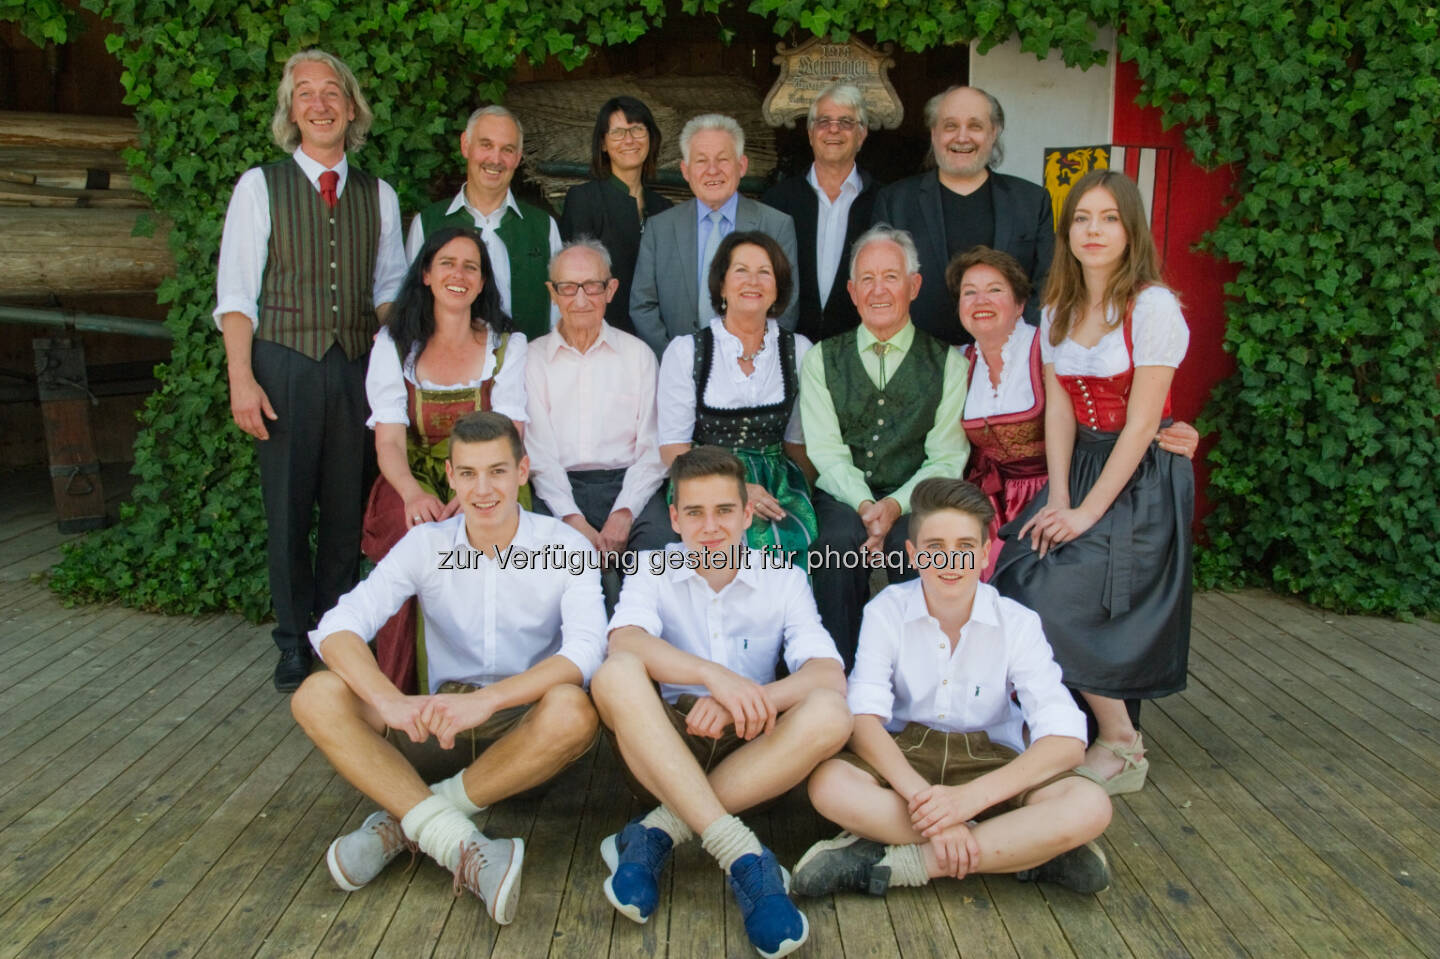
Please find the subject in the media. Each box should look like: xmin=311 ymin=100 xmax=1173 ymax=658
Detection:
xmin=966 ymin=31 xmax=1115 ymax=185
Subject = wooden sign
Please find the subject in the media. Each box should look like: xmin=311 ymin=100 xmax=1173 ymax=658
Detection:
xmin=762 ymin=38 xmax=902 ymax=130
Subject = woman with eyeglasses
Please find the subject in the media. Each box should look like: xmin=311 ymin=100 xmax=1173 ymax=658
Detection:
xmin=360 ymin=226 xmax=528 ymax=692
xmin=559 ymin=96 xmax=673 ymax=336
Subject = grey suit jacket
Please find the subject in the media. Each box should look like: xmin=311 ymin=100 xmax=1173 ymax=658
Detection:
xmin=630 ymin=196 xmax=799 ymax=356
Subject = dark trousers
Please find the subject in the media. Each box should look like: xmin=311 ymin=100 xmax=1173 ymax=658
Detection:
xmin=532 ymin=468 xmax=676 ymax=552
xmin=811 ymin=488 xmax=914 ymax=671
xmin=252 ymin=340 xmax=368 ymax=653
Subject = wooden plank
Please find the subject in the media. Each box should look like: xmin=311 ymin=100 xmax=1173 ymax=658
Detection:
xmin=1323 ymin=605 xmax=1440 ymax=684
xmin=550 ymin=737 xmax=628 ymax=958
xmin=1191 ymin=615 xmax=1440 ymax=847
xmin=66 ymin=723 xmax=321 ymax=957
xmin=930 ymin=877 xmax=1020 ymax=959
xmin=1154 ymin=694 xmax=1438 ymax=954
xmin=1101 ymin=798 xmax=1248 ymax=958
xmin=663 ymin=834 xmax=719 ymax=958
xmin=1195 ymin=602 xmax=1440 ymax=787
xmin=197 ymin=773 xmax=362 ymax=959
xmin=1038 ymin=883 xmax=1135 ymax=959
xmin=886 ymin=885 xmax=962 ymax=958
xmin=831 ymin=886 xmax=899 ymax=958
xmin=0 ymin=680 xmax=288 ymax=955
xmin=128 ymin=750 xmax=339 ymax=959
xmin=0 ymin=616 xmax=255 ymax=830
xmin=249 ymin=801 xmax=368 ymax=959
xmin=983 ymin=876 xmax=1078 ymax=958
xmin=0 ymin=603 xmax=136 ymax=695
xmin=1084 ymin=835 xmax=1190 ymax=959
xmin=765 ymin=792 xmax=844 ymax=959
xmin=0 ymin=112 xmax=139 ymax=151
xmin=1139 ymin=732 xmax=1360 ymax=955
xmin=489 ymin=750 xmax=596 ymax=959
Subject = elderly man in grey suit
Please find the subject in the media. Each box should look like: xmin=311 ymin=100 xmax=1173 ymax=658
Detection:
xmin=630 ymin=113 xmax=799 ymax=356
xmin=872 ymin=86 xmax=1053 ymax=345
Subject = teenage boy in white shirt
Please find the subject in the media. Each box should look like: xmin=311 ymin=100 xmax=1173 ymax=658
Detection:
xmin=794 ymin=478 xmax=1114 ymax=897
xmin=590 ymin=445 xmax=852 ymax=959
xmin=291 ymin=411 xmax=605 ymax=925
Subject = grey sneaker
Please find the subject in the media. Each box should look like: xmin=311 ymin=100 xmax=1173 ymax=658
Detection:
xmin=792 ymin=833 xmax=890 ymax=897
xmin=453 ymin=835 xmax=525 ymax=925
xmin=1016 ymin=840 xmax=1110 ymax=893
xmin=326 ymin=810 xmax=416 ymax=891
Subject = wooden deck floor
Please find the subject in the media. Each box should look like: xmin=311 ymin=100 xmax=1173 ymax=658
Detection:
xmin=2 ymin=467 xmax=1439 ymax=958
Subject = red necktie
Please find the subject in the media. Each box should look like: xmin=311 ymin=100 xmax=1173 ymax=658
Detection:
xmin=319 ymin=170 xmax=339 ymax=208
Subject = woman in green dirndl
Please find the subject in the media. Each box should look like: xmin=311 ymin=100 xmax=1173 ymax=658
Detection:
xmin=657 ymin=231 xmax=818 ymax=567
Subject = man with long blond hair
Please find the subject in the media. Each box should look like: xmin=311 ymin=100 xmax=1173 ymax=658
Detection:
xmin=215 ymin=49 xmax=407 ymax=692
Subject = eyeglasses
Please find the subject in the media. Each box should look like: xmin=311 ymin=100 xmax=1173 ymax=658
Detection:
xmin=811 ymin=116 xmax=860 ymax=132
xmin=549 ymin=280 xmax=610 ymax=296
xmin=605 ymin=125 xmax=650 ymax=141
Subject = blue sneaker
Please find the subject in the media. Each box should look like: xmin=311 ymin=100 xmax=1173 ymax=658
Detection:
xmin=600 ymin=817 xmax=673 ymax=923
xmin=728 ymin=848 xmax=809 ymax=958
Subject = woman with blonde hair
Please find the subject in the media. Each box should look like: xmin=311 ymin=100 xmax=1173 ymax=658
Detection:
xmin=992 ymin=169 xmax=1194 ymax=796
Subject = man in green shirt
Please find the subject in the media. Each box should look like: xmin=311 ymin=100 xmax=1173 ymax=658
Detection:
xmin=798 ymin=225 xmax=971 ymax=668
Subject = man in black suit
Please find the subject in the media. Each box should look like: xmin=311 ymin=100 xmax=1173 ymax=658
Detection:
xmin=761 ymin=83 xmax=880 ymax=343
xmin=871 ymin=86 xmax=1053 ymax=344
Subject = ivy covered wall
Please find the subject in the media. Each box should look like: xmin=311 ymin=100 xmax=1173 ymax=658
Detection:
xmin=9 ymin=0 xmax=1437 ymax=616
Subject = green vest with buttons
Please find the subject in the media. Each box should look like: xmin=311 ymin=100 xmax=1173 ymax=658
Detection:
xmin=417 ymin=196 xmax=552 ymax=340
xmin=821 ymin=325 xmax=947 ymax=501
xmin=258 ymin=160 xmax=380 ymax=362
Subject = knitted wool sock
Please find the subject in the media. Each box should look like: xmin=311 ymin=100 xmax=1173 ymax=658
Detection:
xmin=640 ymin=804 xmax=696 ymax=846
xmin=700 ymin=814 xmax=763 ymax=873
xmin=431 ymin=771 xmax=485 ymax=816
xmin=401 ymin=795 xmax=481 ymax=872
xmin=880 ymin=843 xmax=930 ymax=887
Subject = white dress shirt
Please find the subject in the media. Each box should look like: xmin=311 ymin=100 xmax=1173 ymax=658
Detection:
xmin=608 ymin=544 xmax=843 ymax=703
xmin=657 ymin=319 xmax=812 ymax=446
xmin=806 ymin=163 xmax=863 ymax=308
xmin=311 ymin=510 xmax=606 ymax=689
xmin=1040 ymin=287 xmax=1189 ymax=375
xmin=524 ymin=323 xmax=666 ymax=520
xmin=365 ymin=324 xmax=529 ymax=428
xmin=847 ymin=580 xmax=1086 ymax=753
xmin=214 ymin=149 xmax=407 ymax=329
xmin=404 ymin=187 xmax=563 ymax=325
xmin=964 ymin=322 xmax=1038 ymax=418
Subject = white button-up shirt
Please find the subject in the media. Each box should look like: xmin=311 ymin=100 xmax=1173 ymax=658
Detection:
xmin=806 ymin=163 xmax=863 ymax=308
xmin=366 ymin=325 xmax=529 ymax=428
xmin=847 ymin=580 xmax=1086 ymax=753
xmin=608 ymin=545 xmax=843 ymax=703
xmin=525 ymin=323 xmax=666 ymax=520
xmin=214 ymin=149 xmax=407 ymax=330
xmin=310 ymin=510 xmax=606 ymax=689
xmin=404 ymin=187 xmax=563 ymax=325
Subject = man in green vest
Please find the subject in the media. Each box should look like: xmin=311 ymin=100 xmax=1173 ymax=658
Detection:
xmin=216 ymin=49 xmax=407 ymax=692
xmin=405 ymin=106 xmax=561 ymax=340
xmin=798 ymin=225 xmax=971 ymax=669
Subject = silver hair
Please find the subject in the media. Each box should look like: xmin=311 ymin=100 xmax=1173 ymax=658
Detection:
xmin=466 ymin=104 xmax=524 ymax=154
xmin=548 ymin=237 xmax=613 ymax=280
xmin=922 ymin=85 xmax=1005 ymax=169
xmin=807 ymin=82 xmax=869 ymax=129
xmin=270 ymin=50 xmax=374 ymax=153
xmin=679 ymin=114 xmax=746 ymax=165
xmin=849 ymin=224 xmax=922 ymax=277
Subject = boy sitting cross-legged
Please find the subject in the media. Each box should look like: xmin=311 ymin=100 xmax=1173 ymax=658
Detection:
xmin=590 ymin=446 xmax=853 ymax=958
xmin=795 ymin=478 xmax=1113 ymax=897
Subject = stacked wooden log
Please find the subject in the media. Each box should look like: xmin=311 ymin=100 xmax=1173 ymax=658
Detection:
xmin=0 ymin=112 xmax=172 ymax=296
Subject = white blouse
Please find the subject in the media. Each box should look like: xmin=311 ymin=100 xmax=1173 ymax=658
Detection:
xmin=964 ymin=321 xmax=1038 ymax=419
xmin=365 ymin=324 xmax=529 ymax=429
xmin=657 ymin=318 xmax=813 ymax=446
xmin=1039 ymin=286 xmax=1189 ymax=376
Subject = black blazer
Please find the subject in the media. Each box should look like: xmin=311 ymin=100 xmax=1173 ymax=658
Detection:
xmin=559 ymin=177 xmax=673 ymax=336
xmin=871 ymin=169 xmax=1054 ymax=345
xmin=761 ymin=168 xmax=879 ymax=343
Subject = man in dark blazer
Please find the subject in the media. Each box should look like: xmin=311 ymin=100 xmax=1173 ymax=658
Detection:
xmin=762 ymin=83 xmax=880 ymax=344
xmin=871 ymin=86 xmax=1053 ymax=345
xmin=630 ymin=114 xmax=799 ymax=356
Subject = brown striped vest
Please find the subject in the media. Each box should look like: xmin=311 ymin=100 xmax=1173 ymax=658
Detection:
xmin=258 ymin=159 xmax=380 ymax=361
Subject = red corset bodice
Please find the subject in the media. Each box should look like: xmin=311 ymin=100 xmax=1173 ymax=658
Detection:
xmin=1054 ymin=302 xmax=1171 ymax=432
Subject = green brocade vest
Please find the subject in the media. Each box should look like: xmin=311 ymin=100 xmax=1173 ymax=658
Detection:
xmin=418 ymin=197 xmax=551 ymax=339
xmin=821 ymin=326 xmax=946 ymax=500
xmin=258 ymin=160 xmax=380 ymax=361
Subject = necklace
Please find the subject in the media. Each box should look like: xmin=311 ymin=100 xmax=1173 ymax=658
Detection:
xmin=738 ymin=341 xmax=766 ymax=364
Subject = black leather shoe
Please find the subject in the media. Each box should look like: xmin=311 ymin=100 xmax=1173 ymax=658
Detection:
xmin=274 ymin=648 xmax=312 ymax=692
